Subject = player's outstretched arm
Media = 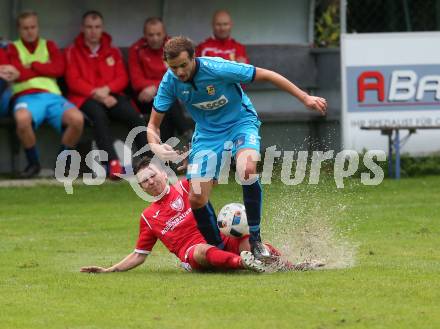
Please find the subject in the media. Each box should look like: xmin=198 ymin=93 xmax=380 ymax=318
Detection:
xmin=254 ymin=67 xmax=327 ymax=115
xmin=147 ymin=110 xmax=180 ymax=161
xmin=147 ymin=110 xmax=163 ymax=145
xmin=80 ymin=252 xmax=147 ymax=273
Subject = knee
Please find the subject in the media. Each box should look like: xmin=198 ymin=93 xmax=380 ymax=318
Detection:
xmin=14 ymin=110 xmax=32 ymax=130
xmin=193 ymin=245 xmax=212 ymax=266
xmin=193 ymin=245 xmax=208 ymax=260
xmin=64 ymin=109 xmax=84 ymax=130
xmin=189 ymin=192 xmax=209 ymax=209
xmin=237 ymin=161 xmax=257 ymax=182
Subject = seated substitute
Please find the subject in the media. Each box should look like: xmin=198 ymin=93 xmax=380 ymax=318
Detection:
xmin=196 ymin=9 xmax=249 ymax=63
xmin=80 ymin=157 xmax=319 ymax=273
xmin=65 ymin=10 xmax=149 ymax=179
xmin=8 ymin=11 xmax=84 ymax=178
xmin=129 ymin=17 xmax=192 ymax=143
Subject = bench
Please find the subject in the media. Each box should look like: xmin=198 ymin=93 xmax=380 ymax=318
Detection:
xmin=0 ymin=44 xmax=328 ymax=174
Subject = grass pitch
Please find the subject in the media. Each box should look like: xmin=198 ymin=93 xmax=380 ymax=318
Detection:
xmin=0 ymin=176 xmax=439 ymax=329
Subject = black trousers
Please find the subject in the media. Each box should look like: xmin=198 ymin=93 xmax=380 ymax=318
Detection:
xmin=138 ymin=100 xmax=193 ymax=142
xmin=81 ymin=95 xmax=148 ymax=161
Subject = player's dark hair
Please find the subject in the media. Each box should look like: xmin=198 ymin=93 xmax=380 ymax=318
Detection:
xmin=82 ymin=10 xmax=104 ymax=23
xmin=133 ymin=156 xmax=153 ymax=175
xmin=17 ymin=10 xmax=38 ymax=26
xmin=163 ymin=36 xmax=195 ymax=61
xmin=134 ymin=156 xmax=168 ymax=177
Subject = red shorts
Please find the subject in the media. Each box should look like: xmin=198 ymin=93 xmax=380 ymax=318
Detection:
xmin=183 ymin=234 xmax=249 ymax=271
xmin=222 ymin=234 xmax=249 ymax=254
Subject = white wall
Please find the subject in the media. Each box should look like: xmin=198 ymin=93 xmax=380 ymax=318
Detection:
xmin=163 ymin=0 xmax=310 ymax=44
xmin=0 ymin=1 xmax=13 ymax=40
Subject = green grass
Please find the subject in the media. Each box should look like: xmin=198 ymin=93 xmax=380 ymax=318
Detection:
xmin=0 ymin=177 xmax=439 ymax=329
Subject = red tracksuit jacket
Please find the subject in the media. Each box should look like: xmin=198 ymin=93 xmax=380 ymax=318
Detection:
xmin=196 ymin=36 xmax=249 ymax=63
xmin=65 ymin=32 xmax=128 ymax=108
xmin=0 ymin=47 xmax=8 ymax=64
xmin=128 ymin=37 xmax=169 ymax=94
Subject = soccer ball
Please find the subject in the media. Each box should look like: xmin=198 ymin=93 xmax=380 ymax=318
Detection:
xmin=217 ymin=203 xmax=249 ymax=237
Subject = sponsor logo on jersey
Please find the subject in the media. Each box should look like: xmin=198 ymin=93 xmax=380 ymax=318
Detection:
xmin=106 ymin=56 xmax=115 ymax=66
xmin=152 ymin=210 xmax=160 ymax=218
xmin=161 ymin=208 xmax=192 ymax=235
xmin=206 ymin=85 xmax=215 ymax=95
xmin=170 ymin=196 xmax=184 ymax=212
xmin=193 ymin=95 xmax=228 ymax=111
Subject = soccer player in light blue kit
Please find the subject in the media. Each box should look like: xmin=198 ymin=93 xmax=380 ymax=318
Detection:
xmin=147 ymin=37 xmax=327 ymax=260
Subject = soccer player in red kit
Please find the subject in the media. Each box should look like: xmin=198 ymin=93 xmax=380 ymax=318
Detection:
xmin=80 ymin=157 xmax=271 ymax=273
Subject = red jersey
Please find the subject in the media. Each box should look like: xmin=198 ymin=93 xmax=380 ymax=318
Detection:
xmin=65 ymin=32 xmax=128 ymax=108
xmin=135 ymin=179 xmax=206 ymax=262
xmin=196 ymin=36 xmax=249 ymax=63
xmin=128 ymin=37 xmax=168 ymax=93
xmin=7 ymin=38 xmax=65 ymax=97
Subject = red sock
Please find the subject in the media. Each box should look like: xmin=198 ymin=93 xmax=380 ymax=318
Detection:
xmin=264 ymin=243 xmax=294 ymax=268
xmin=205 ymin=247 xmax=243 ymax=270
xmin=264 ymin=243 xmax=282 ymax=256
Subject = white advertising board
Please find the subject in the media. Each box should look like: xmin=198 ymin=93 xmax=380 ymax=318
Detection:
xmin=341 ymin=32 xmax=440 ymax=155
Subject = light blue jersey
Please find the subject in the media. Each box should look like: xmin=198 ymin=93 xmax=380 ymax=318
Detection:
xmin=153 ymin=57 xmax=258 ymax=133
xmin=154 ymin=57 xmax=261 ymax=179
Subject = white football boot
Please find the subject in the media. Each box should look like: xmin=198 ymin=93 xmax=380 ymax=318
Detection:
xmin=240 ymin=251 xmax=268 ymax=273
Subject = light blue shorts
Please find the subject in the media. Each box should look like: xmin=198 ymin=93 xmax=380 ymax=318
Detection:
xmin=187 ymin=120 xmax=261 ymax=180
xmin=14 ymin=92 xmax=75 ymax=133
